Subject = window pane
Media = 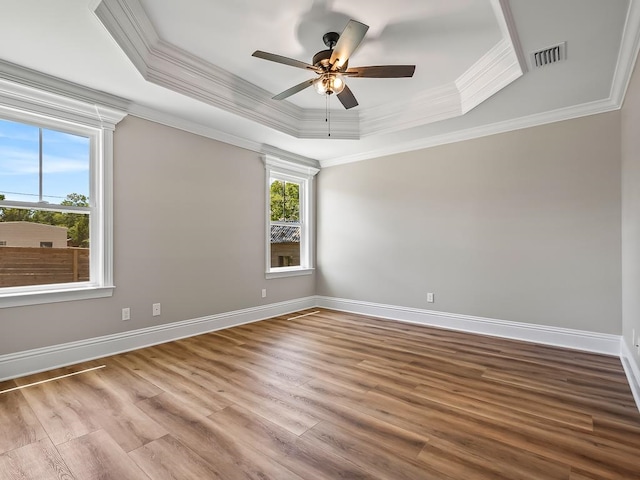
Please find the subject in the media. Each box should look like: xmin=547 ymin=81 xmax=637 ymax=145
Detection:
xmin=0 ymin=214 xmax=90 ymax=287
xmin=270 ymin=224 xmax=300 ymax=268
xmin=0 ymin=119 xmax=90 ymax=205
xmin=0 ymin=119 xmax=39 ymax=201
xmin=270 ymin=179 xmax=300 ymax=222
xmin=42 ymin=128 xmax=90 ymax=205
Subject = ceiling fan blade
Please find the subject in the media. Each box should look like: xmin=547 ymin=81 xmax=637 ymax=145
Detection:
xmin=330 ymin=20 xmax=369 ymax=70
xmin=336 ymin=84 xmax=358 ymax=109
xmin=272 ymin=78 xmax=316 ymax=100
xmin=252 ymin=51 xmax=321 ymax=73
xmin=344 ymin=65 xmax=416 ymax=78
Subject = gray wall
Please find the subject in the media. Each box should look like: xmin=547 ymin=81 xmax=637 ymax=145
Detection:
xmin=0 ymin=116 xmax=315 ymax=355
xmin=622 ymin=58 xmax=640 ymax=369
xmin=0 ymin=101 xmax=628 ymax=356
xmin=317 ymin=112 xmax=622 ymax=334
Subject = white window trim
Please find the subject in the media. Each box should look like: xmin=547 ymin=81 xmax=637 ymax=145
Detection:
xmin=264 ymin=155 xmax=318 ymax=279
xmin=0 ymin=78 xmax=126 ymax=308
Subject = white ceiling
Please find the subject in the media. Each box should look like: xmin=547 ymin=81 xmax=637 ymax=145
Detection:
xmin=139 ymin=0 xmax=501 ymax=108
xmin=0 ymin=0 xmax=637 ymax=167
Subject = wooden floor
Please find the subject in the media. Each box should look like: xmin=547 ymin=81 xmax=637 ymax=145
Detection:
xmin=1 ymin=309 xmax=639 ymax=479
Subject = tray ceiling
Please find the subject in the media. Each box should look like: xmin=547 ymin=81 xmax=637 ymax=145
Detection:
xmin=0 ymin=0 xmax=636 ymax=166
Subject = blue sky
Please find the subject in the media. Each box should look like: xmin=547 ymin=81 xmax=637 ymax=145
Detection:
xmin=0 ymin=118 xmax=89 ymax=204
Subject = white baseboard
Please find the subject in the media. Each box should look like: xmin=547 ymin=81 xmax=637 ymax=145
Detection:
xmin=3 ymin=293 xmax=634 ymax=413
xmin=621 ymin=339 xmax=640 ymax=412
xmin=315 ymin=296 xmax=622 ymax=356
xmin=0 ymin=296 xmax=316 ymax=382
xmin=317 ymin=296 xmax=639 ymax=413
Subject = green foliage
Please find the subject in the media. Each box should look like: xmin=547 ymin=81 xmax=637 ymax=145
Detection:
xmin=270 ymin=180 xmax=300 ymax=222
xmin=0 ymin=204 xmax=32 ymax=221
xmin=0 ymin=193 xmax=90 ymax=247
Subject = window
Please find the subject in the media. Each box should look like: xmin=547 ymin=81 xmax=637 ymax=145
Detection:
xmin=0 ymin=77 xmax=126 ymax=307
xmin=264 ymin=156 xmax=318 ymax=278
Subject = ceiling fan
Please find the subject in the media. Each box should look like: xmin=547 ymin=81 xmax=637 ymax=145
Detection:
xmin=252 ymin=19 xmax=416 ymax=110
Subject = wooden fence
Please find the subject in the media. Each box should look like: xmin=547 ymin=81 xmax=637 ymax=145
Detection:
xmin=0 ymin=247 xmax=89 ymax=287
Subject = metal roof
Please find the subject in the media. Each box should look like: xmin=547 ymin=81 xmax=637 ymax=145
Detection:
xmin=270 ymin=224 xmax=300 ymax=243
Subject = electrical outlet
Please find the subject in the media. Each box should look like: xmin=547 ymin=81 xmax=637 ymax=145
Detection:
xmin=261 ymin=289 xmax=267 ymax=298
xmin=427 ymin=292 xmax=434 ymax=303
xmin=152 ymin=303 xmax=161 ymax=316
xmin=122 ymin=307 xmax=130 ymax=321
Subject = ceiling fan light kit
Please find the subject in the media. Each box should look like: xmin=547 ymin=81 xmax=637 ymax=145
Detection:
xmin=314 ymin=73 xmax=345 ymax=95
xmin=252 ymin=19 xmax=416 ymax=110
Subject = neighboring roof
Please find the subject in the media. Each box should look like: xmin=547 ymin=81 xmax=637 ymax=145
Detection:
xmin=0 ymin=221 xmax=67 ymax=232
xmin=271 ymin=224 xmax=300 ymax=244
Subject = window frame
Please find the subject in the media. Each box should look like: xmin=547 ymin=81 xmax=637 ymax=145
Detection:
xmin=264 ymin=155 xmax=318 ymax=279
xmin=0 ymin=79 xmax=126 ymax=308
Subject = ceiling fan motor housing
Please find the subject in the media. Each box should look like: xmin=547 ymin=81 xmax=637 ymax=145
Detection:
xmin=312 ymin=49 xmax=348 ymax=71
xmin=313 ymin=49 xmax=331 ymax=69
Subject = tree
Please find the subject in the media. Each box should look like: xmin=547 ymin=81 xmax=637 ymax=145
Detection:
xmin=270 ymin=180 xmax=300 ymax=222
xmin=0 ymin=193 xmax=90 ymax=247
xmin=0 ymin=194 xmax=34 ymax=222
xmin=62 ymin=193 xmax=89 ymax=208
xmin=59 ymin=194 xmax=90 ymax=247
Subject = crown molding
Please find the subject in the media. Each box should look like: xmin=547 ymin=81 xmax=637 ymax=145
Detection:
xmin=146 ymin=40 xmax=305 ymax=137
xmin=94 ymin=0 xmax=360 ymax=139
xmin=298 ymin=108 xmax=360 ymax=139
xmin=3 ymin=0 xmax=637 ymax=172
xmin=493 ymin=0 xmax=528 ymax=74
xmin=455 ymin=0 xmax=525 ymax=116
xmin=94 ymin=0 xmax=156 ymax=77
xmin=260 ymin=145 xmax=320 ymax=170
xmin=94 ymin=0 xmax=523 ymax=140
xmin=127 ymin=103 xmax=263 ymax=153
xmin=0 ymin=59 xmax=129 ymax=115
xmin=320 ymin=97 xmax=619 ymax=168
xmin=360 ymin=35 xmax=524 ymax=138
xmin=0 ymin=60 xmax=128 ymax=129
xmin=360 ymin=83 xmax=462 ymax=136
xmin=263 ymin=154 xmax=320 ymax=177
xmin=611 ymin=0 xmax=640 ymax=106
xmin=456 ymin=38 xmax=523 ymax=114
xmin=129 ymin=103 xmax=321 ymax=170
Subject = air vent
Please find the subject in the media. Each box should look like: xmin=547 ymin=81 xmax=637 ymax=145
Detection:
xmin=531 ymin=42 xmax=566 ymax=68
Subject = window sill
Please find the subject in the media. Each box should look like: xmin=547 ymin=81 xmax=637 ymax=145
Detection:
xmin=0 ymin=285 xmax=115 ymax=308
xmin=266 ymin=268 xmax=314 ymax=279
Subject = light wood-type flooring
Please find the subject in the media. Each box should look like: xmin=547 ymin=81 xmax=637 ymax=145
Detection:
xmin=1 ymin=308 xmax=639 ymax=479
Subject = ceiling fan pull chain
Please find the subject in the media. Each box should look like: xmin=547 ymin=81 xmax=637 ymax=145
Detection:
xmin=325 ymin=93 xmax=328 ymax=123
xmin=325 ymin=93 xmax=330 ymax=137
xmin=328 ymin=94 xmax=332 ymax=137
